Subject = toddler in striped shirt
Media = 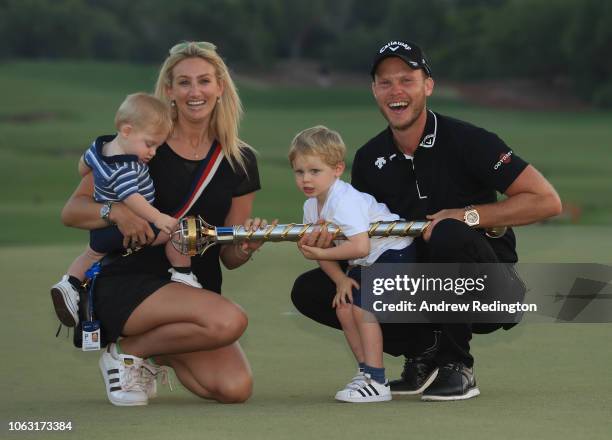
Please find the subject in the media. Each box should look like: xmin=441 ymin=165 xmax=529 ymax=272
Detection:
xmin=51 ymin=93 xmax=201 ymax=329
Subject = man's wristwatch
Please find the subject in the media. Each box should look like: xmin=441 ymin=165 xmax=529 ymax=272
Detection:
xmin=463 ymin=205 xmax=480 ymax=227
xmin=100 ymin=201 xmax=114 ymax=225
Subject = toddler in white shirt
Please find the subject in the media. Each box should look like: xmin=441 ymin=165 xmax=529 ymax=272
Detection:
xmin=290 ymin=125 xmax=415 ymax=403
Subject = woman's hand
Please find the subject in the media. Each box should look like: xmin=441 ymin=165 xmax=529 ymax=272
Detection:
xmin=239 ymin=217 xmax=278 ymax=254
xmin=61 ymin=174 xmax=155 ymax=249
xmin=221 ymin=217 xmax=277 ymax=269
xmin=110 ymin=203 xmax=156 ymax=249
xmin=332 ymin=276 xmax=359 ymax=308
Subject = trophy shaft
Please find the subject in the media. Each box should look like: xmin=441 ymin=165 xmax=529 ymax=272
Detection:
xmin=232 ymin=221 xmax=429 ymax=242
xmin=233 ymin=223 xmax=340 ymax=242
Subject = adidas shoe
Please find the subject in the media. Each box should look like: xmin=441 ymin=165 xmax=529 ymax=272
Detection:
xmin=334 ymin=370 xmax=367 ymax=398
xmin=335 ymin=373 xmax=392 ymax=403
xmin=421 ymin=363 xmax=480 ymax=401
xmin=99 ymin=343 xmax=148 ymax=406
xmin=141 ymin=360 xmax=172 ymax=399
xmin=168 ymin=268 xmax=202 ymax=288
xmin=50 ymin=275 xmax=80 ymax=327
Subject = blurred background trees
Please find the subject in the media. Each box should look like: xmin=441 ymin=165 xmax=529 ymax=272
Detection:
xmin=1 ymin=0 xmax=610 ymax=106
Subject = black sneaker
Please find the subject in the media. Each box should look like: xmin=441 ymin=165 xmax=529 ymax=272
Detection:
xmin=421 ymin=363 xmax=480 ymax=401
xmin=389 ymin=355 xmax=439 ymax=395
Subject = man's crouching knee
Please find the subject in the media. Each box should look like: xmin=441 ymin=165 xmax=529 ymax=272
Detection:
xmin=428 ymin=218 xmax=473 ymax=255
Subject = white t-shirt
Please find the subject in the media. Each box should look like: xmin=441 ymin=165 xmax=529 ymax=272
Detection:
xmin=303 ymin=179 xmax=412 ymax=266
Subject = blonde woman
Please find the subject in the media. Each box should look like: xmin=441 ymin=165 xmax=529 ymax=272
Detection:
xmin=62 ymin=42 xmax=263 ymax=406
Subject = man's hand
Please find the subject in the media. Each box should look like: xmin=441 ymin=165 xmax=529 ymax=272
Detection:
xmin=424 ymin=208 xmax=464 ymax=241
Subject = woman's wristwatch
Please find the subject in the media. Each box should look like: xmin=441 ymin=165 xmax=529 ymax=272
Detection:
xmin=100 ymin=201 xmax=115 ymax=225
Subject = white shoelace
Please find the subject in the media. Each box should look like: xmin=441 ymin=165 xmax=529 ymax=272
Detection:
xmin=141 ymin=364 xmax=174 ymax=391
xmin=121 ymin=364 xmax=146 ymax=392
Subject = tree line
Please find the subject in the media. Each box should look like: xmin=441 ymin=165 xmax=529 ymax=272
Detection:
xmin=1 ymin=0 xmax=610 ymax=106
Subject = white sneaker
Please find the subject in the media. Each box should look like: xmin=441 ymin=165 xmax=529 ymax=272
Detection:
xmin=141 ymin=360 xmax=173 ymax=399
xmin=168 ymin=268 xmax=202 ymax=288
xmin=335 ymin=370 xmax=367 ymax=397
xmin=99 ymin=343 xmax=148 ymax=406
xmin=50 ymin=275 xmax=80 ymax=327
xmin=335 ymin=373 xmax=392 ymax=403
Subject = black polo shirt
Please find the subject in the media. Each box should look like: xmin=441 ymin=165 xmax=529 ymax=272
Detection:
xmin=351 ymin=110 xmax=528 ymax=262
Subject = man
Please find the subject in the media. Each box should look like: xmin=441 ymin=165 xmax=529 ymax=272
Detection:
xmin=291 ymin=40 xmax=561 ymax=401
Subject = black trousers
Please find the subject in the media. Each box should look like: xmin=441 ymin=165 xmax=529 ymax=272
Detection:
xmin=290 ymin=219 xmax=508 ymax=368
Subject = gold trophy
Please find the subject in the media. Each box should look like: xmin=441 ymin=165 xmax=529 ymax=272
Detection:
xmin=170 ymin=216 xmax=432 ymax=256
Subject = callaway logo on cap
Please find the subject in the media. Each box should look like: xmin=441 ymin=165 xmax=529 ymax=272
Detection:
xmin=371 ymin=40 xmax=432 ymax=78
xmin=379 ymin=41 xmax=412 ymax=53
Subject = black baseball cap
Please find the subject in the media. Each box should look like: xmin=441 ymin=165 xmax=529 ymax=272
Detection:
xmin=370 ymin=40 xmax=432 ymax=78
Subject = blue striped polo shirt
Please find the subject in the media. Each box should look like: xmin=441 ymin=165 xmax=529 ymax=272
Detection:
xmin=83 ymin=135 xmax=155 ymax=203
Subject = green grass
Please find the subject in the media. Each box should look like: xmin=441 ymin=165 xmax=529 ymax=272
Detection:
xmin=1 ymin=225 xmax=611 ymax=439
xmin=1 ymin=60 xmax=611 ymax=247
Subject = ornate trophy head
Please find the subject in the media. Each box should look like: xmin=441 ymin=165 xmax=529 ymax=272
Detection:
xmin=170 ymin=216 xmax=217 ymax=256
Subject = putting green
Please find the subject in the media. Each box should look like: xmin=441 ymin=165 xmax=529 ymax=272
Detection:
xmin=1 ymin=224 xmax=610 ymax=439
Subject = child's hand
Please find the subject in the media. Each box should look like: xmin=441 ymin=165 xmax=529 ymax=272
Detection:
xmin=298 ymin=244 xmax=325 ymax=260
xmin=332 ymin=276 xmax=359 ymax=308
xmin=298 ymin=221 xmax=333 ymax=249
xmin=154 ymin=214 xmax=178 ymax=235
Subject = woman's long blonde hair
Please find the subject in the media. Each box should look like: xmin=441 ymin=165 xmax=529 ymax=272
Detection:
xmin=154 ymin=41 xmax=253 ymax=171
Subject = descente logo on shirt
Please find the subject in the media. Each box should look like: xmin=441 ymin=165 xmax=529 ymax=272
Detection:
xmin=375 ymin=157 xmax=387 ymax=169
xmin=493 ymin=151 xmax=513 ymax=170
